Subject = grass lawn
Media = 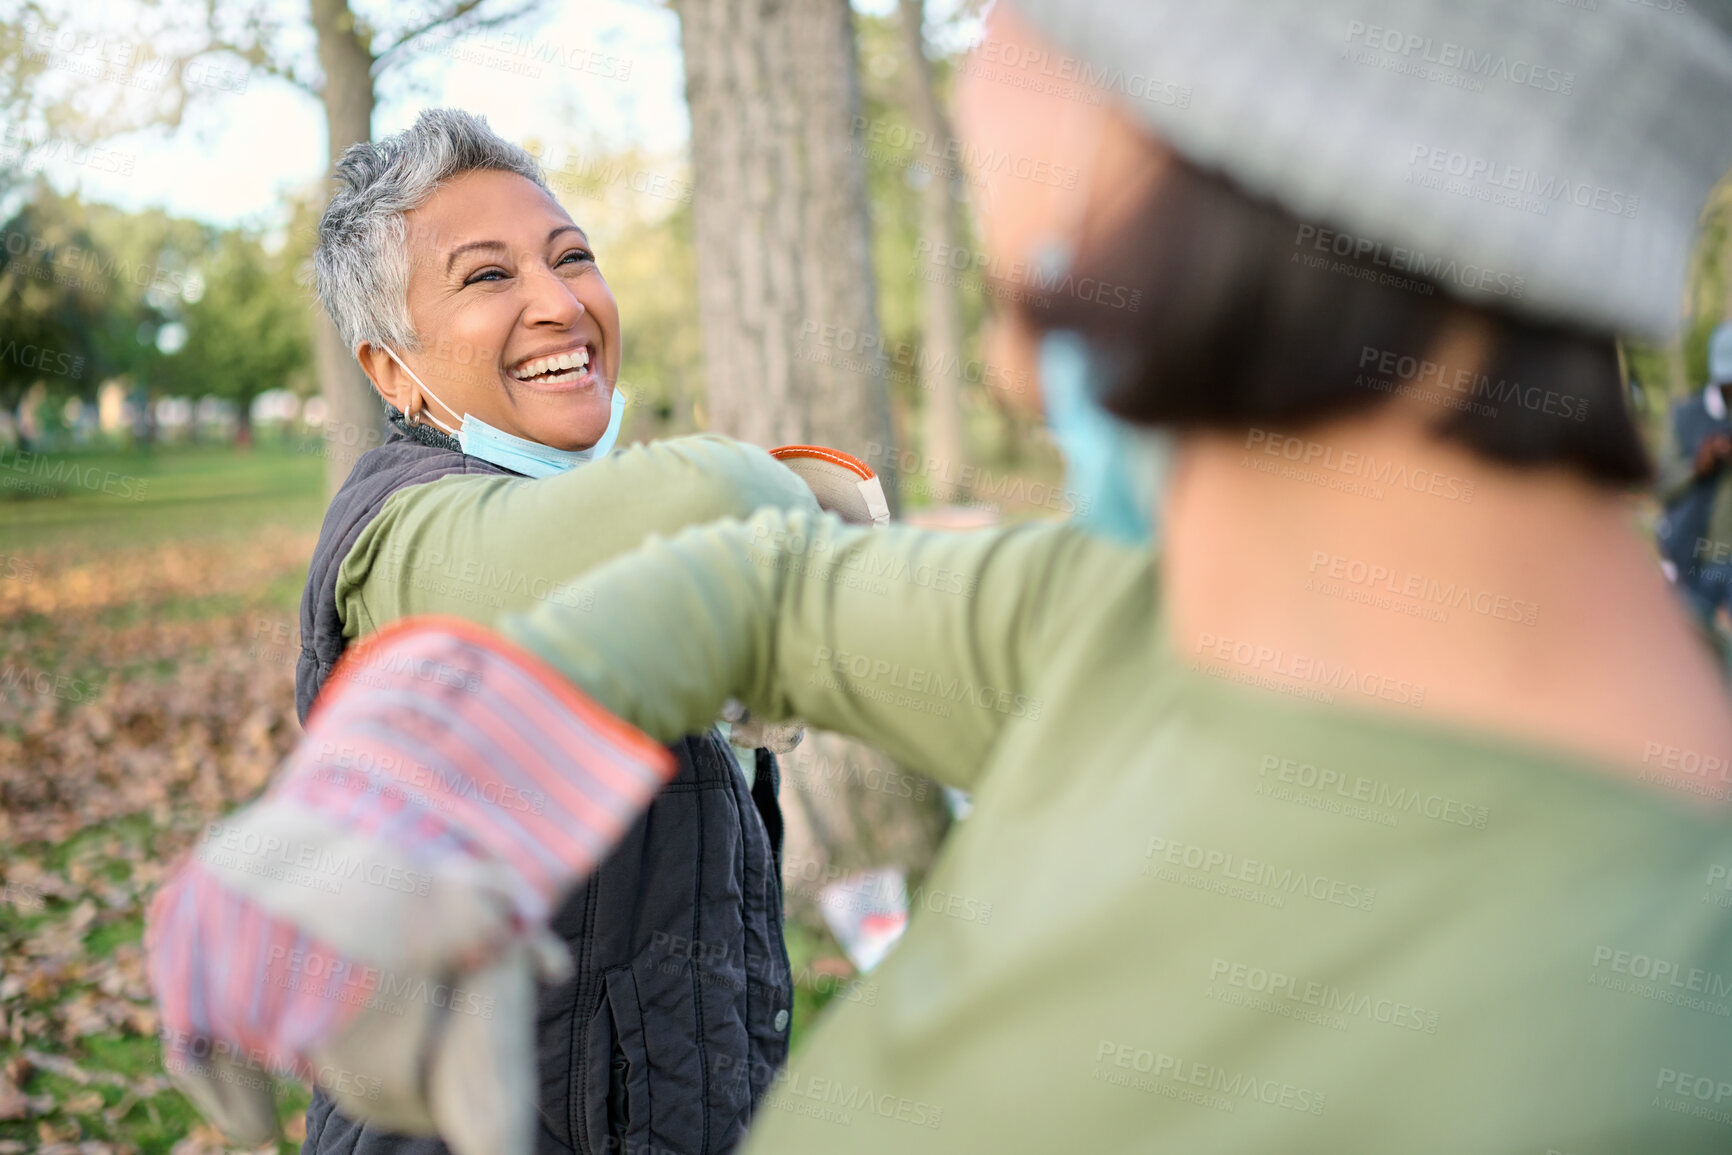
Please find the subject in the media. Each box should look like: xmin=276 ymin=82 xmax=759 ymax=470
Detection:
xmin=0 ymin=439 xmax=328 ymax=555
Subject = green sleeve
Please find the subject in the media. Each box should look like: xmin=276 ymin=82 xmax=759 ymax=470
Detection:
xmin=497 ymin=508 xmax=1130 ymax=792
xmin=336 ymin=435 xmax=821 ymax=639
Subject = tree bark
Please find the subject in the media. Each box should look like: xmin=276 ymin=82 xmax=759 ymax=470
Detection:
xmin=676 ymin=0 xmax=947 ymax=916
xmin=898 ymin=0 xmax=966 ymax=502
xmin=311 ymin=0 xmax=384 ymax=492
xmin=675 ymin=0 xmax=896 ymax=490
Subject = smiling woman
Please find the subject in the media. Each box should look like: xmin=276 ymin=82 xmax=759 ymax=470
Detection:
xmin=315 ymin=115 xmax=623 ymax=462
xmin=273 ymin=109 xmax=826 ymax=1155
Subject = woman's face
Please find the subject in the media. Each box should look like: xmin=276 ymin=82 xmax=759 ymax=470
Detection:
xmin=359 ymin=169 xmax=622 ymax=451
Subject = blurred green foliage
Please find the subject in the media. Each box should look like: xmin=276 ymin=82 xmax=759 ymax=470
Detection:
xmin=0 ymin=176 xmax=314 ymax=432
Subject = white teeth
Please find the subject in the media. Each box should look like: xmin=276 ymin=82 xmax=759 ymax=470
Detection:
xmin=511 ymin=347 xmax=590 ymax=380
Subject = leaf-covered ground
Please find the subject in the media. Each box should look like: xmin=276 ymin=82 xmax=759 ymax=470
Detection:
xmin=0 ymin=526 xmax=320 ymax=1155
xmin=1 ymin=442 xmax=327 ymax=1155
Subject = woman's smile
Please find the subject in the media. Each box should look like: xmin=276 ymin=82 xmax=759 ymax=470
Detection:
xmin=506 ymin=338 xmax=602 ymax=392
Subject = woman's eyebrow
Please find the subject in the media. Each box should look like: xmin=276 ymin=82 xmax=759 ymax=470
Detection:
xmin=444 ymin=239 xmax=506 ymax=274
xmin=442 ymin=227 xmax=586 ymax=274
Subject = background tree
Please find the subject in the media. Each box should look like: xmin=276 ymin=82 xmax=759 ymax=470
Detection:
xmin=169 ymin=225 xmax=315 ymax=444
xmin=673 ymin=0 xmax=898 ymax=471
xmin=897 ymin=0 xmax=966 ymax=501
xmin=853 ymin=6 xmax=1040 ymax=493
xmin=0 ymin=183 xmax=214 ymax=430
xmin=0 ymin=181 xmax=111 ymax=417
xmin=673 ymin=0 xmax=951 ymax=927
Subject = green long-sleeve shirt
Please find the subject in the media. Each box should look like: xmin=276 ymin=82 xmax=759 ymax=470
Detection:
xmin=495 ymin=504 xmax=1732 ymax=1154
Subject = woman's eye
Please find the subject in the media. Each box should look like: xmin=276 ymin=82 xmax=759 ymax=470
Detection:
xmin=464 ymin=267 xmax=508 ymax=285
xmin=558 ymin=249 xmax=595 ymax=269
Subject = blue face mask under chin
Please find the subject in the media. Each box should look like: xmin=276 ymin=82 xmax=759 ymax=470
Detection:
xmin=382 ymin=346 xmax=626 ymax=478
xmin=1038 ymin=330 xmax=1172 ymax=545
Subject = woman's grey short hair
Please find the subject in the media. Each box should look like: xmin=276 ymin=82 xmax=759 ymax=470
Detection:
xmin=314 ymin=108 xmax=549 ymax=352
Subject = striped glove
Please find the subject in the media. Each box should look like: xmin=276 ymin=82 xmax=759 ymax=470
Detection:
xmin=145 ymin=617 xmax=675 ymax=1155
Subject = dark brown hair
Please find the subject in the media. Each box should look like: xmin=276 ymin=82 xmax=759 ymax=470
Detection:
xmin=1020 ymin=154 xmax=1652 ymax=487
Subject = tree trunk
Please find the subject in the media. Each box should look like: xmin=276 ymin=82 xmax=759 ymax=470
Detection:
xmin=676 ymin=0 xmax=947 ymax=921
xmin=675 ymin=0 xmax=896 ymax=488
xmin=898 ymin=0 xmax=966 ymax=502
xmin=311 ymin=0 xmax=383 ymax=493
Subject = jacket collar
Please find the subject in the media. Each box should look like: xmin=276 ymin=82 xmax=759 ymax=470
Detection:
xmin=384 ymin=405 xmax=462 ymax=453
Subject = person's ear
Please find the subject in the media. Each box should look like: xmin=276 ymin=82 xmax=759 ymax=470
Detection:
xmin=357 ymin=342 xmax=409 ymax=411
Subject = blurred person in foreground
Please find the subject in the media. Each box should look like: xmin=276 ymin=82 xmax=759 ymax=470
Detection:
xmin=1658 ymin=321 xmax=1732 ymax=630
xmin=148 ymin=1 xmax=1732 ymax=1152
xmin=245 ymin=108 xmax=850 ymax=1155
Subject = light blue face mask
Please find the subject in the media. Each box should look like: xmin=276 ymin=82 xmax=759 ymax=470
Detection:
xmin=1038 ymin=330 xmax=1173 ymax=545
xmin=383 ymin=346 xmax=626 ymax=478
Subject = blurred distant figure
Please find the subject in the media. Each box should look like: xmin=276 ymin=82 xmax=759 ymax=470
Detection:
xmin=1657 ymin=321 xmax=1732 ymax=625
